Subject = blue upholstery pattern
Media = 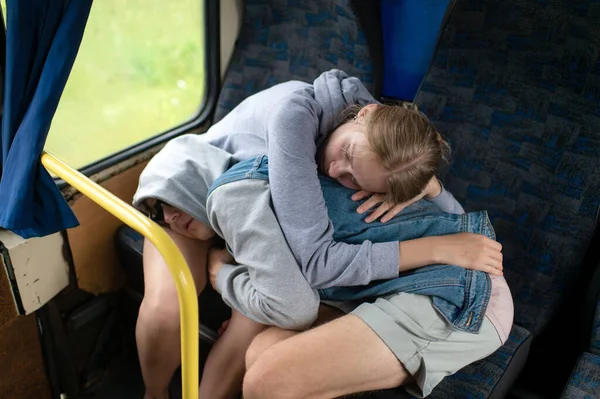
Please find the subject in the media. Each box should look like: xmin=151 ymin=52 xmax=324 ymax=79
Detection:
xmin=214 ymin=0 xmax=373 ymax=122
xmin=416 ymin=0 xmax=600 ymax=336
xmin=592 ymin=297 xmax=600 ymax=356
xmin=561 ymin=353 xmax=600 ymax=399
xmin=562 ymin=296 xmax=600 ymax=398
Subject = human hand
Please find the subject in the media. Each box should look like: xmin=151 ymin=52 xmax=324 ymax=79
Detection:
xmin=432 ymin=233 xmax=503 ymax=276
xmin=208 ymin=247 xmax=235 ymax=290
xmin=352 ymin=190 xmax=427 ymax=223
xmin=352 ymin=176 xmax=443 ymax=223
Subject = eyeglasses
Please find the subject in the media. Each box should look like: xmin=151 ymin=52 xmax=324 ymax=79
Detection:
xmin=147 ymin=199 xmax=167 ymax=226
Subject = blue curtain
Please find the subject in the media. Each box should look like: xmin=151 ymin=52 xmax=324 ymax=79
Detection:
xmin=381 ymin=0 xmax=453 ymax=102
xmin=0 ymin=0 xmax=92 ymax=238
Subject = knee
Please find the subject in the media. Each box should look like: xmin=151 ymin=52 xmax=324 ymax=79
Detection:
xmin=245 ymin=329 xmax=275 ymax=370
xmin=245 ymin=327 xmax=300 ymax=370
xmin=243 ymin=351 xmax=299 ymax=399
xmin=243 ymin=365 xmax=271 ymax=399
xmin=137 ymin=294 xmax=180 ymax=337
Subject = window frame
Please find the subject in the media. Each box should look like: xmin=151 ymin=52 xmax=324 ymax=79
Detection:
xmin=75 ymin=0 xmax=221 ymax=178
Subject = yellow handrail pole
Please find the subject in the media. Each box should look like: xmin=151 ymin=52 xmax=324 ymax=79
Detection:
xmin=40 ymin=151 xmax=199 ymax=399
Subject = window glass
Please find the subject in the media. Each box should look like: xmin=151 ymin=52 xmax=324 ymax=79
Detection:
xmin=40 ymin=0 xmax=206 ymax=169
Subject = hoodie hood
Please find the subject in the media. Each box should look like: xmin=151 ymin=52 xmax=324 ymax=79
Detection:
xmin=133 ymin=134 xmax=232 ymax=226
xmin=200 ymin=69 xmax=377 ymax=163
xmin=313 ymin=69 xmax=378 ymax=138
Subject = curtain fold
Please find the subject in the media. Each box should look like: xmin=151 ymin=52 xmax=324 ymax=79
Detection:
xmin=0 ymin=0 xmax=93 ymax=238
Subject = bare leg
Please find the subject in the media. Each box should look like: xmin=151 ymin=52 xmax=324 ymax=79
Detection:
xmin=245 ymin=328 xmax=299 ymax=371
xmin=245 ymin=304 xmax=344 ymax=370
xmin=136 ymin=229 xmax=210 ymax=399
xmin=199 ymin=309 xmax=266 ymax=399
xmin=243 ymin=314 xmax=409 ymax=399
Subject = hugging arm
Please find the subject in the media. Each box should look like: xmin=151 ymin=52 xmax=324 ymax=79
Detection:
xmin=322 ymin=175 xmax=503 ymax=276
xmin=266 ymin=95 xmax=399 ymax=289
xmin=206 ymin=179 xmax=320 ymax=330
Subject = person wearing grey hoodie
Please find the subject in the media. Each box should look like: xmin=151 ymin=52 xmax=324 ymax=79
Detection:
xmin=133 ymin=69 xmax=506 ymax=399
xmin=134 ymin=137 xmax=321 ymax=399
xmin=133 ymin=135 xmax=321 ymax=330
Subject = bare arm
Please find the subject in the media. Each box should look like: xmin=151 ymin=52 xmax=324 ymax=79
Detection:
xmin=399 ymin=234 xmax=504 ymax=276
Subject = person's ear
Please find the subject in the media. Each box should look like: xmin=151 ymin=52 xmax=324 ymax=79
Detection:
xmin=356 ymin=104 xmax=379 ymax=122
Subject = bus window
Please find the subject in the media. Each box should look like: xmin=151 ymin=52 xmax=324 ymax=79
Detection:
xmin=39 ymin=0 xmax=206 ymax=169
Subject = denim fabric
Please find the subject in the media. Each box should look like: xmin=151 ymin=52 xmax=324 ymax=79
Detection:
xmin=209 ymin=156 xmax=493 ymax=333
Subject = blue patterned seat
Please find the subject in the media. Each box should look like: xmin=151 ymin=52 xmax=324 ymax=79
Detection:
xmin=411 ymin=0 xmax=600 ymax=396
xmin=214 ymin=0 xmax=374 ymax=122
xmin=562 ymin=353 xmax=600 ymax=399
xmin=593 ymin=303 xmax=600 ymax=363
xmin=417 ymin=0 xmax=600 ymax=338
xmin=561 ymin=298 xmax=600 ymax=398
xmin=211 ymin=0 xmax=600 ymax=397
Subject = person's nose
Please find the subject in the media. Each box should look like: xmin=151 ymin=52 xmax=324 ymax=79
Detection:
xmin=328 ymin=160 xmax=348 ymax=179
xmin=163 ymin=208 xmax=180 ymax=224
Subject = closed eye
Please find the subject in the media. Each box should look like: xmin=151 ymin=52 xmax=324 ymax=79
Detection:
xmin=344 ymin=145 xmax=352 ymax=161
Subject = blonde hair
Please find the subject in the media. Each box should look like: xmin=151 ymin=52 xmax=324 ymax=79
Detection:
xmin=339 ymin=103 xmax=450 ymax=204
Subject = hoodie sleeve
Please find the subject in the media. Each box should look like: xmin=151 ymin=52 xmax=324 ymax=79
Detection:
xmin=265 ymin=92 xmax=399 ymax=289
xmin=207 ymin=179 xmax=320 ymax=330
xmin=428 ymin=182 xmax=465 ymax=214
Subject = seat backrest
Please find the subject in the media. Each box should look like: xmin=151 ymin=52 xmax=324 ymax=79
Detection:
xmin=214 ymin=0 xmax=375 ymax=122
xmin=416 ymin=0 xmax=600 ymax=336
xmin=380 ymin=0 xmax=454 ymax=102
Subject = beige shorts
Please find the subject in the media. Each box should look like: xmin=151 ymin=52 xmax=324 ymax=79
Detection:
xmin=340 ymin=293 xmax=502 ymax=397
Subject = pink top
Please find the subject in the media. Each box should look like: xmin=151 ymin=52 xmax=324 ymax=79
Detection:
xmin=485 ymin=275 xmax=514 ymax=344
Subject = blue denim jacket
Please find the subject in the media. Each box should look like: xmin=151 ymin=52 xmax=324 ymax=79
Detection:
xmin=209 ymin=156 xmax=493 ymax=333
